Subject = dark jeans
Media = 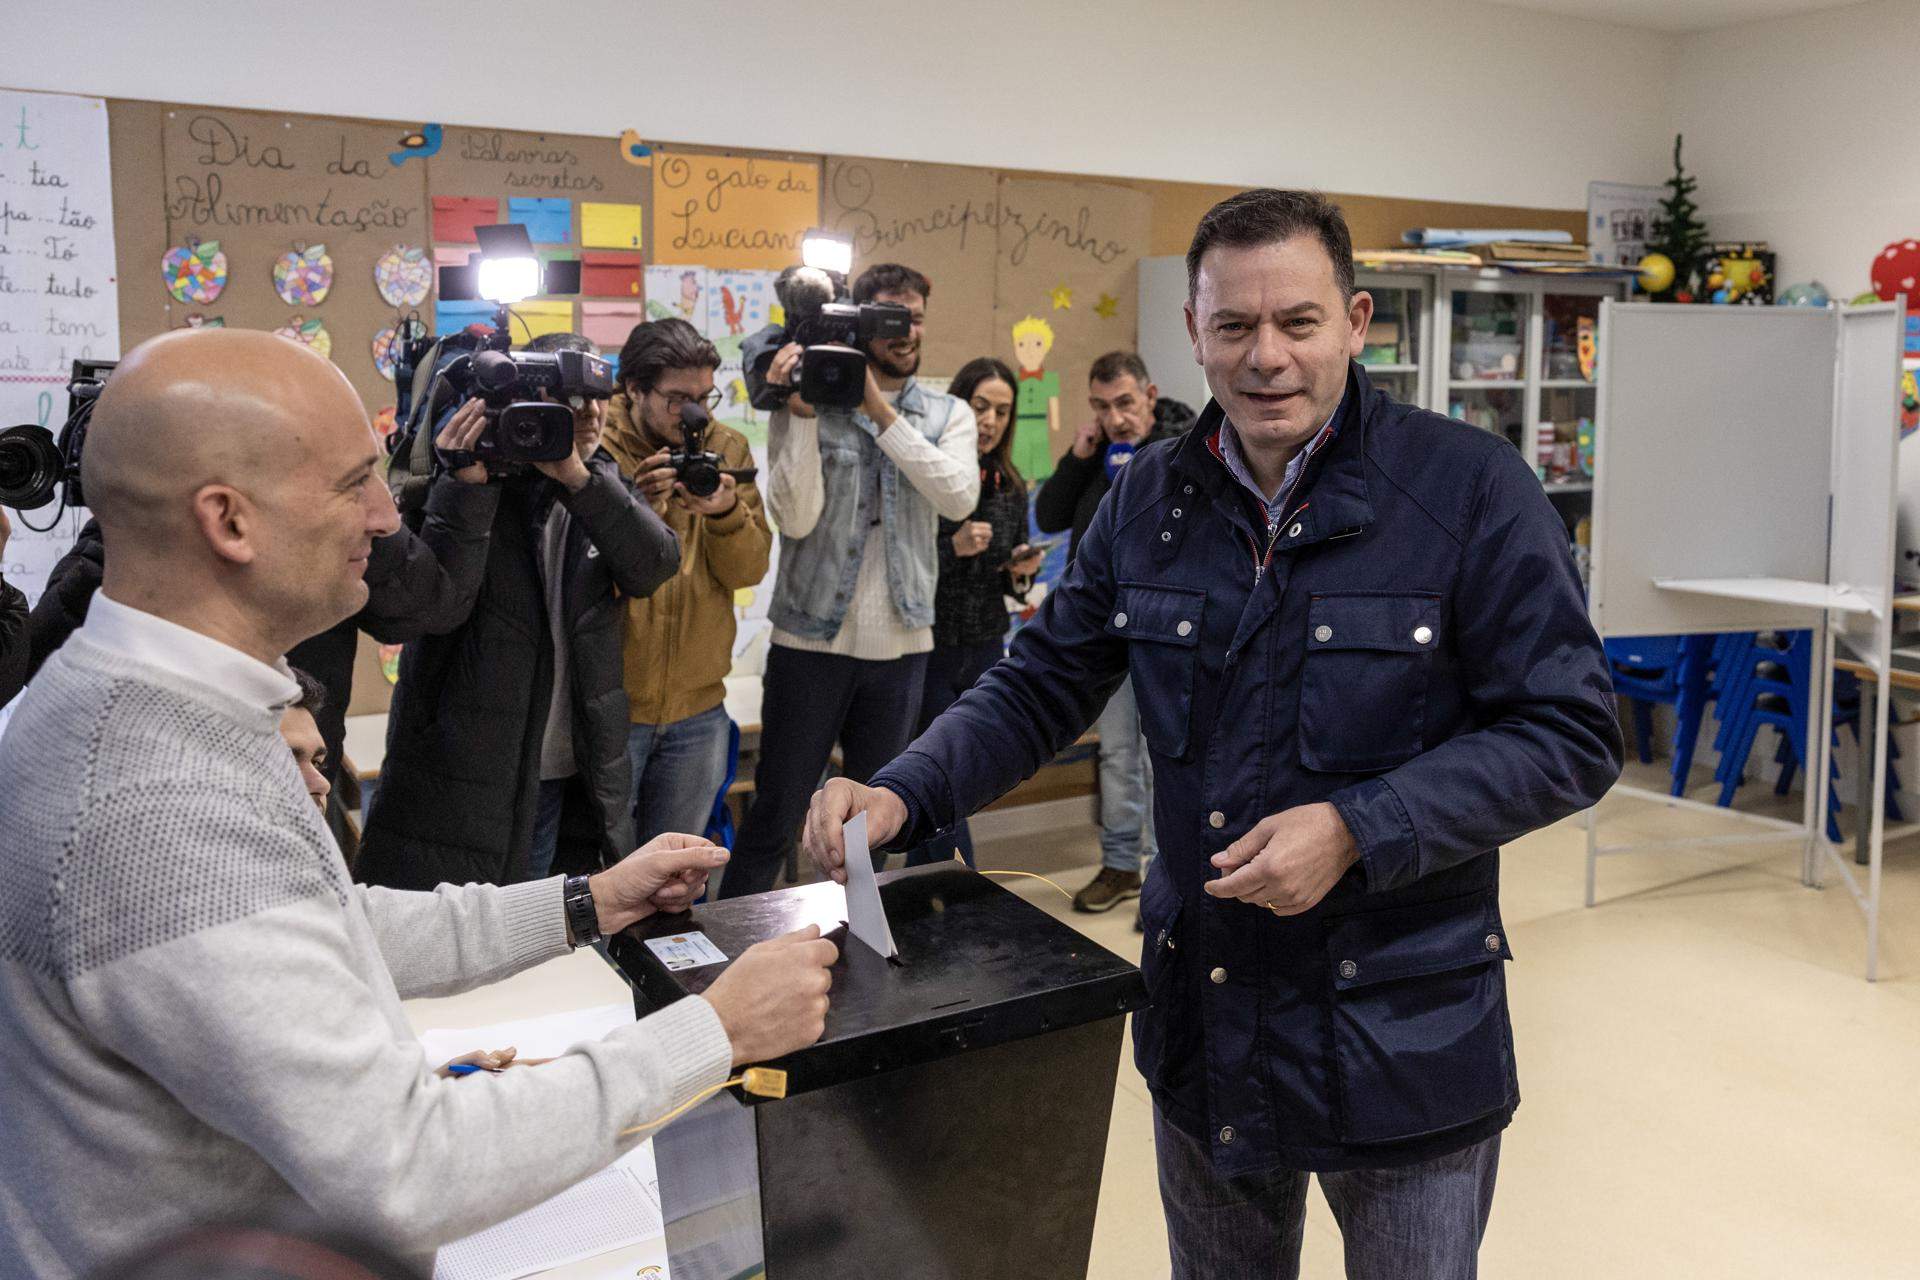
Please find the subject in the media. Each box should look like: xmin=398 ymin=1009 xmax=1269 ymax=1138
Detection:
xmin=527 ymin=777 xmax=568 ymax=881
xmin=1154 ymin=1108 xmax=1500 ymax=1280
xmin=903 ymin=638 xmax=1004 ymax=868
xmin=719 ymin=645 xmax=929 ymax=899
xmin=628 ymin=704 xmax=733 ymax=847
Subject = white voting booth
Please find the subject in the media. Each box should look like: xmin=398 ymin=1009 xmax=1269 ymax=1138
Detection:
xmin=1587 ymin=301 xmax=1904 ymax=980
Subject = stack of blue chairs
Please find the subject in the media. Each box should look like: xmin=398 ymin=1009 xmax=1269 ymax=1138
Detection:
xmin=1606 ymin=633 xmax=1717 ymax=797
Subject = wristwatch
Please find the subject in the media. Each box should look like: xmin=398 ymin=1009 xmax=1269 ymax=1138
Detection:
xmin=563 ymin=874 xmax=602 ymax=948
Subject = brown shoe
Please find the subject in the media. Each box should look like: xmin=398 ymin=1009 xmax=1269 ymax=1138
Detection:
xmin=1073 ymin=867 xmax=1142 ymax=913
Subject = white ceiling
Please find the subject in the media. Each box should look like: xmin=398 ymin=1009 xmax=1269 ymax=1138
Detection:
xmin=1485 ymin=0 xmax=1867 ymax=33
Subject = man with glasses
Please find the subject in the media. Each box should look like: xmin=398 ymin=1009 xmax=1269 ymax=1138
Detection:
xmin=602 ymin=319 xmax=772 ymax=846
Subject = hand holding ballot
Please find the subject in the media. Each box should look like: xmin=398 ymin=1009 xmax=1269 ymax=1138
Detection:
xmin=702 ymin=925 xmax=840 ymax=1066
xmin=802 ymin=778 xmax=909 ymax=885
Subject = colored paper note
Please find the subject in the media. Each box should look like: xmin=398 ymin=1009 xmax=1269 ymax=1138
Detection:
xmin=581 ymin=202 xmax=645 ymax=250
xmin=508 ymin=196 xmax=573 ymax=245
xmin=435 ymin=299 xmax=497 ymax=333
xmin=432 ymin=196 xmax=498 ymax=244
xmin=652 ymin=152 xmax=818 ymax=272
xmin=508 ymin=300 xmax=578 ymax=342
xmin=581 ymin=251 xmax=644 ymax=297
xmin=581 ymin=300 xmax=644 ymax=349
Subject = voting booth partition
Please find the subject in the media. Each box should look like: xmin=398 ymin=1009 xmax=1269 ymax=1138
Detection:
xmin=609 ymin=864 xmax=1148 ymax=1279
xmin=1587 ymin=300 xmax=1905 ymax=979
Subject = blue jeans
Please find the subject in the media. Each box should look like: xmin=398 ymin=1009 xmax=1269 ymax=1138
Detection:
xmin=1097 ymin=675 xmax=1158 ymax=873
xmin=528 ymin=777 xmax=568 ymax=881
xmin=628 ymin=705 xmax=733 ymax=847
xmin=1154 ymin=1108 xmax=1500 ymax=1279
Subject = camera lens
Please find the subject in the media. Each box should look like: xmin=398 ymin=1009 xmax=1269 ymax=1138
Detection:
xmin=0 ymin=424 xmax=64 ymax=509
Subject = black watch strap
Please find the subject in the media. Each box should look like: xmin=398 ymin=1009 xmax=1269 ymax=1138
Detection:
xmin=563 ymin=875 xmax=602 ymax=948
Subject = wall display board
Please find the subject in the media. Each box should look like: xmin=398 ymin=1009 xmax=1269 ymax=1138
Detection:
xmin=1588 ymin=300 xmax=1905 ymax=980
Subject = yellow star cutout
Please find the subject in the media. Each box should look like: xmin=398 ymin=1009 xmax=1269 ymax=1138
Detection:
xmin=1049 ymin=286 xmax=1072 ymax=310
xmin=1094 ymin=293 xmax=1119 ymax=319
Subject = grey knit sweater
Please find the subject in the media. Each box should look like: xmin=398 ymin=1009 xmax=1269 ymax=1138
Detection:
xmin=0 ymin=631 xmax=732 ymax=1279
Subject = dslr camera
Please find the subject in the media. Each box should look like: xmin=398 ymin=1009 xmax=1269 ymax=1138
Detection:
xmin=437 ymin=346 xmax=614 ymax=473
xmin=0 ymin=359 xmax=115 ymax=515
xmin=742 ymin=267 xmax=911 ymax=413
xmin=667 ymin=402 xmax=758 ymax=499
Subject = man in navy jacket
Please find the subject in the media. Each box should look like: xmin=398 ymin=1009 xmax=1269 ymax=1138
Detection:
xmin=803 ymin=190 xmax=1623 ymax=1278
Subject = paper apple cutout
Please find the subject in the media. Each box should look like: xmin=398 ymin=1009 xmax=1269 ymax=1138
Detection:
xmin=162 ymin=240 xmax=228 ymax=304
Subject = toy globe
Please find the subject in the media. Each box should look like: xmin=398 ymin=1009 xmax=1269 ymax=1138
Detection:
xmin=1637 ymin=252 xmax=1676 ymax=293
xmin=1777 ymin=281 xmax=1831 ymax=308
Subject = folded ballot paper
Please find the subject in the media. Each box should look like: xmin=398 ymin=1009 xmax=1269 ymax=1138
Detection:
xmin=841 ymin=811 xmax=899 ymax=960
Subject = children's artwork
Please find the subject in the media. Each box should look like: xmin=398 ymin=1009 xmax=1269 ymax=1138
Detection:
xmin=582 ymin=202 xmax=645 ymax=250
xmin=272 ymin=244 xmax=333 ymax=306
xmin=506 ymin=300 xmax=577 ymax=342
xmin=371 ymin=326 xmax=402 ymax=380
xmin=1586 ymin=181 xmax=1662 ymax=270
xmin=508 ymin=197 xmax=573 ymax=245
xmin=436 ymin=299 xmax=497 ymax=333
xmin=389 ymin=124 xmax=442 ymax=167
xmin=434 ymin=246 xmax=474 ymax=270
xmin=162 ymin=239 xmax=228 ymax=304
xmin=375 ymin=245 xmax=433 ymax=307
xmin=1049 ymin=286 xmax=1072 ymax=310
xmin=581 ymin=300 xmax=644 ymax=349
xmin=644 ymin=265 xmax=777 ymax=445
xmin=433 ymin=196 xmax=498 ymax=244
xmin=1902 ymin=370 xmax=1919 ymax=438
xmin=1699 ymin=241 xmax=1774 ymax=306
xmin=274 ymin=316 xmax=332 ymax=359
xmin=1094 ymin=293 xmax=1119 ymax=319
xmin=1577 ymin=317 xmax=1597 ymax=381
xmin=379 ymin=643 xmax=403 ymax=685
xmin=646 ymin=264 xmax=708 ymax=327
xmin=618 ymin=129 xmax=652 ymax=166
xmin=373 ymin=406 xmax=399 ymax=440
xmin=182 ymin=314 xmax=225 ymax=329
xmin=652 ymin=152 xmax=817 ymax=271
xmin=581 ymin=251 xmax=643 ymax=297
xmin=1010 ymin=316 xmax=1061 ymax=482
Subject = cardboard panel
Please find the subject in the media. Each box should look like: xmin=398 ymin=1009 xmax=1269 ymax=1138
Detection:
xmin=824 ymin=156 xmax=999 ymax=379
xmin=581 ymin=251 xmax=644 ymax=298
xmin=651 ymin=149 xmax=821 ymax=272
xmin=159 ymin=105 xmax=431 ymax=410
xmin=992 ymin=176 xmax=1150 ymax=481
xmin=107 ymin=99 xmax=172 ymax=353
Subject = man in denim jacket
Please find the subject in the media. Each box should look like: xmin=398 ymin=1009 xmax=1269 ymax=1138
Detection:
xmin=719 ymin=263 xmax=979 ymax=898
xmin=802 ymin=194 xmax=1622 ymax=1277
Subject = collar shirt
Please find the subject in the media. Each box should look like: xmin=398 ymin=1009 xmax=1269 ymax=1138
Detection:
xmin=83 ymin=591 xmax=300 ymax=713
xmin=1218 ymin=395 xmax=1344 ymax=531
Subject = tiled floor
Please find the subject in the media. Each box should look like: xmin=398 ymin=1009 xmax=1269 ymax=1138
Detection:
xmin=970 ymin=767 xmax=1920 ymax=1278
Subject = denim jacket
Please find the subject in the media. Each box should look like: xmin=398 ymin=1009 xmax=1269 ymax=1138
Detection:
xmin=769 ymin=381 xmax=956 ymax=641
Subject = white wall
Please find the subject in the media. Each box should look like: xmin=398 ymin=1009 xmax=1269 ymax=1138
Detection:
xmin=1674 ymin=0 xmax=1912 ymax=295
xmin=0 ymin=0 xmax=1675 ymax=210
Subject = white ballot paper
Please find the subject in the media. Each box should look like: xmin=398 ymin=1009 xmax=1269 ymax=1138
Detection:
xmin=841 ymin=812 xmax=898 ymax=959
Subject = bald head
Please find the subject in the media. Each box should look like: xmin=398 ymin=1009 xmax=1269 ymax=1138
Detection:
xmin=87 ymin=328 xmax=400 ymax=662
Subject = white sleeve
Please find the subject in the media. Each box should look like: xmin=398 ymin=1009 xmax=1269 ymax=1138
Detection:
xmin=70 ymin=894 xmax=733 ymax=1255
xmin=877 ymin=399 xmax=980 ymax=521
xmin=353 ymin=878 xmax=570 ymax=1001
xmin=765 ymin=408 xmax=825 ymax=538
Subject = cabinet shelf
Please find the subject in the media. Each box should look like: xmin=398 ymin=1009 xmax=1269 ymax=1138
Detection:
xmin=1540 ymin=379 xmax=1598 ymax=390
xmin=1450 ymin=379 xmax=1525 ymax=390
xmin=1360 ymin=363 xmax=1419 ymax=373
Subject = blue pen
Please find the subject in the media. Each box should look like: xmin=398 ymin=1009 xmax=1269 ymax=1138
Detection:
xmin=446 ymin=1063 xmax=490 ymax=1077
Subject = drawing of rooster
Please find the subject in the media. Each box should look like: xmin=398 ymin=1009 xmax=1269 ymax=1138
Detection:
xmin=721 ymin=286 xmax=746 ymax=336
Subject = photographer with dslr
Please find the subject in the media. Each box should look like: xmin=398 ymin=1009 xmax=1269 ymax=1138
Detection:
xmin=601 ymin=318 xmax=771 ymax=845
xmin=1 ymin=508 xmax=26 ymax=708
xmin=719 ymin=263 xmax=979 ymax=899
xmin=358 ymin=332 xmax=679 ymax=891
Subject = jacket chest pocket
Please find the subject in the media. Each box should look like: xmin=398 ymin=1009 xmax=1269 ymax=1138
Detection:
xmin=1298 ymin=592 xmax=1439 ymax=773
xmin=1325 ymin=891 xmax=1516 ymax=1145
xmin=1108 ymin=581 xmax=1204 ymax=759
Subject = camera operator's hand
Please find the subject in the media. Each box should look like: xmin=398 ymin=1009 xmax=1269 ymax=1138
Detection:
xmin=860 ymin=365 xmax=898 ymax=433
xmin=676 ymin=472 xmax=739 ymax=519
xmin=951 ymin=520 xmax=993 ymax=558
xmin=635 ymin=449 xmax=677 ymax=513
xmin=802 ymin=777 xmax=909 ymax=885
xmin=434 ymin=399 xmax=490 ymax=485
xmin=768 ymin=343 xmax=814 ymax=420
xmin=532 ymin=400 xmax=605 ymax=493
xmin=1070 ymin=418 xmax=1106 ymax=460
xmin=701 ymin=925 xmax=837 ymax=1067
xmin=588 ymin=832 xmax=732 ymax=935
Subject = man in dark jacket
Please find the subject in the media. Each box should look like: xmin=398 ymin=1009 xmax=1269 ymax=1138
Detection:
xmin=358 ymin=333 xmax=680 ymax=891
xmin=19 ymin=401 xmax=499 ymax=794
xmin=1036 ymin=351 xmax=1195 ymax=915
xmin=0 ymin=508 xmax=26 ymax=709
xmin=803 ymin=190 xmax=1622 ymax=1278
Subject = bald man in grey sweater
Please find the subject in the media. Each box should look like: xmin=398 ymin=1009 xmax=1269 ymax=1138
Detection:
xmin=0 ymin=330 xmax=837 ymax=1279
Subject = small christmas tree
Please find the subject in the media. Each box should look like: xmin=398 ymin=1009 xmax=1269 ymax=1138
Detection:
xmin=1647 ymin=134 xmax=1709 ymax=300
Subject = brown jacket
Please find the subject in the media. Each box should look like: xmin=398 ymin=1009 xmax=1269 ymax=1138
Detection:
xmin=602 ymin=390 xmax=773 ymax=725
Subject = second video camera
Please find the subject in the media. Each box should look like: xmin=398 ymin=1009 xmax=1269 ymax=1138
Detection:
xmin=440 ymin=347 xmax=614 ymax=471
xmin=743 ymin=267 xmax=911 ymax=413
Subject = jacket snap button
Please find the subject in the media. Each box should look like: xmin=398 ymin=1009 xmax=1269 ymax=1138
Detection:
xmin=1314 ymin=625 xmax=1333 ymax=642
xmin=1177 ymin=620 xmax=1193 ymax=637
xmin=1184 ymin=483 xmax=1194 ymax=494
xmin=1160 ymin=530 xmax=1173 ymax=542
xmin=1485 ymin=933 xmax=1501 ymax=953
xmin=1414 ymin=625 xmax=1434 ymax=645
xmin=1114 ymin=612 xmax=1128 ymax=627
xmin=1156 ymin=929 xmax=1168 ymax=948
xmin=1219 ymin=1126 xmax=1236 ymax=1144
xmin=1209 ymin=966 xmax=1227 ymax=984
xmin=1288 ymin=522 xmax=1302 ymax=537
xmin=1172 ymin=507 xmax=1182 ymax=518
xmin=1208 ymin=810 xmax=1226 ymax=829
xmin=1338 ymin=960 xmax=1359 ymax=980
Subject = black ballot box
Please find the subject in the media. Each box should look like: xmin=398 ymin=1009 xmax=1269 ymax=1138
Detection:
xmin=607 ymin=862 xmax=1148 ymax=1280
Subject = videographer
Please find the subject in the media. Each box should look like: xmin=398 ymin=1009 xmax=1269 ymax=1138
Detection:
xmin=718 ymin=263 xmax=980 ymax=899
xmin=1 ymin=507 xmax=26 ymax=708
xmin=1034 ymin=350 xmax=1195 ymax=917
xmin=601 ymin=319 xmax=771 ymax=845
xmin=358 ymin=332 xmax=680 ymax=891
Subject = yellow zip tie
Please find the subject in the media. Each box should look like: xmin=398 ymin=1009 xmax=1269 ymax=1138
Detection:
xmin=617 ymin=1067 xmax=788 ymax=1137
xmin=977 ymin=869 xmax=1074 ymax=903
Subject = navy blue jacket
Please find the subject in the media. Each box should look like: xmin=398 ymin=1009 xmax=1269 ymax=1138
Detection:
xmin=871 ymin=364 xmax=1622 ymax=1174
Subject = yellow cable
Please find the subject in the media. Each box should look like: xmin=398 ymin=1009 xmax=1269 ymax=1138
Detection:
xmin=617 ymin=1067 xmax=789 ymax=1138
xmin=977 ymin=869 xmax=1074 ymax=903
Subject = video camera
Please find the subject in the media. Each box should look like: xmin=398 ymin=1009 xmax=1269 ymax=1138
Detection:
xmin=0 ymin=359 xmax=115 ymax=521
xmin=742 ymin=263 xmax=911 ymax=413
xmin=667 ymin=402 xmax=758 ymax=498
xmin=438 ymin=346 xmax=614 ymax=469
